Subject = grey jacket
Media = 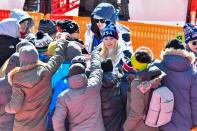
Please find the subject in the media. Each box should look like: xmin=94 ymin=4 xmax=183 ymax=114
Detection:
xmin=5 ymin=40 xmax=68 ymax=131
xmin=52 ymin=48 xmax=105 ymax=131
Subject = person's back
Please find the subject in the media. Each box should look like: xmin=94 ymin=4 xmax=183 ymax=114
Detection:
xmin=152 ymin=39 xmax=197 ymax=131
xmin=52 ymin=48 xmax=105 ymax=131
xmin=46 ymin=42 xmax=82 ymax=131
xmin=124 ymin=48 xmax=160 ymax=131
xmin=0 ymin=53 xmax=19 ymax=131
xmin=5 ymin=40 xmax=67 ymax=131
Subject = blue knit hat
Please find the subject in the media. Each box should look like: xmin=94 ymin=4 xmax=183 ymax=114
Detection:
xmin=184 ymin=23 xmax=197 ymax=44
xmin=102 ymin=23 xmax=118 ymax=39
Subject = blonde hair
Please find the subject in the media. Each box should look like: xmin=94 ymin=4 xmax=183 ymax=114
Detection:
xmin=0 ymin=58 xmax=9 ymax=78
xmin=100 ymin=40 xmax=121 ymax=63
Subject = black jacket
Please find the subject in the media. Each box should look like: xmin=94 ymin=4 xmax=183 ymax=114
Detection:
xmin=0 ymin=35 xmax=20 ymax=67
xmin=100 ymin=72 xmax=126 ymax=131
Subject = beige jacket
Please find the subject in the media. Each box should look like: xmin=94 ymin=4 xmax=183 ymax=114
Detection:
xmin=5 ymin=40 xmax=67 ymax=131
xmin=124 ymin=78 xmax=159 ymax=131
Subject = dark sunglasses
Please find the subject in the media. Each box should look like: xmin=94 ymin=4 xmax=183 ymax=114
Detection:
xmin=94 ymin=19 xmax=105 ymax=23
xmin=192 ymin=41 xmax=197 ymax=45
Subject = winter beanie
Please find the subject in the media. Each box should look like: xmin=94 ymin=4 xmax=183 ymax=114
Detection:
xmin=101 ymin=58 xmax=113 ymax=72
xmin=16 ymin=39 xmax=35 ymax=52
xmin=102 ymin=23 xmax=118 ymax=39
xmin=131 ymin=49 xmax=152 ymax=70
xmin=64 ymin=42 xmax=82 ymax=61
xmin=38 ymin=19 xmax=58 ymax=36
xmin=57 ymin=20 xmax=79 ymax=34
xmin=71 ymin=55 xmax=86 ymax=68
xmin=33 ymin=31 xmax=53 ymax=53
xmin=69 ymin=63 xmax=86 ymax=77
xmin=165 ymin=39 xmax=185 ymax=50
xmin=176 ymin=32 xmax=185 ymax=44
xmin=184 ymin=23 xmax=197 ymax=44
xmin=19 ymin=43 xmax=39 ymax=67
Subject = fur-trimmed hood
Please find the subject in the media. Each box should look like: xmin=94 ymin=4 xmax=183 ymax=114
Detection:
xmin=8 ymin=61 xmax=45 ymax=87
xmin=160 ymin=48 xmax=195 ymax=72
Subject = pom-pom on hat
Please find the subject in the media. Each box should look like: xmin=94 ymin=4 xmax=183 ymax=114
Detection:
xmin=27 ymin=31 xmax=53 ymax=53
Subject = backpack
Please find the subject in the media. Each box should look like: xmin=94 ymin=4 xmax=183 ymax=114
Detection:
xmin=145 ymin=86 xmax=174 ymax=127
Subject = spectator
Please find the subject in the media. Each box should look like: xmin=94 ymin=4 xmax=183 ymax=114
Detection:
xmin=46 ymin=42 xmax=82 ymax=131
xmin=38 ymin=19 xmax=58 ymax=40
xmin=85 ymin=3 xmax=132 ymax=54
xmin=124 ymin=49 xmax=161 ymax=131
xmin=184 ymin=23 xmax=197 ymax=70
xmin=10 ymin=9 xmax=34 ymax=38
xmin=100 ymin=58 xmax=126 ymax=131
xmin=52 ymin=48 xmax=105 ymax=131
xmin=152 ymin=39 xmax=197 ymax=131
xmin=100 ymin=22 xmax=127 ymax=73
xmin=5 ymin=39 xmax=68 ymax=131
xmin=57 ymin=20 xmax=88 ymax=54
xmin=0 ymin=18 xmax=20 ymax=67
xmin=25 ymin=31 xmax=53 ymax=63
xmin=0 ymin=53 xmax=19 ymax=131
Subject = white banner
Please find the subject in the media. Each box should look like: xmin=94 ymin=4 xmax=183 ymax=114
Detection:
xmin=129 ymin=0 xmax=188 ymax=25
xmin=0 ymin=0 xmax=25 ymax=10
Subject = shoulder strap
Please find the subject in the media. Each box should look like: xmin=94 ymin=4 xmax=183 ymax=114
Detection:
xmin=144 ymin=88 xmax=154 ymax=118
